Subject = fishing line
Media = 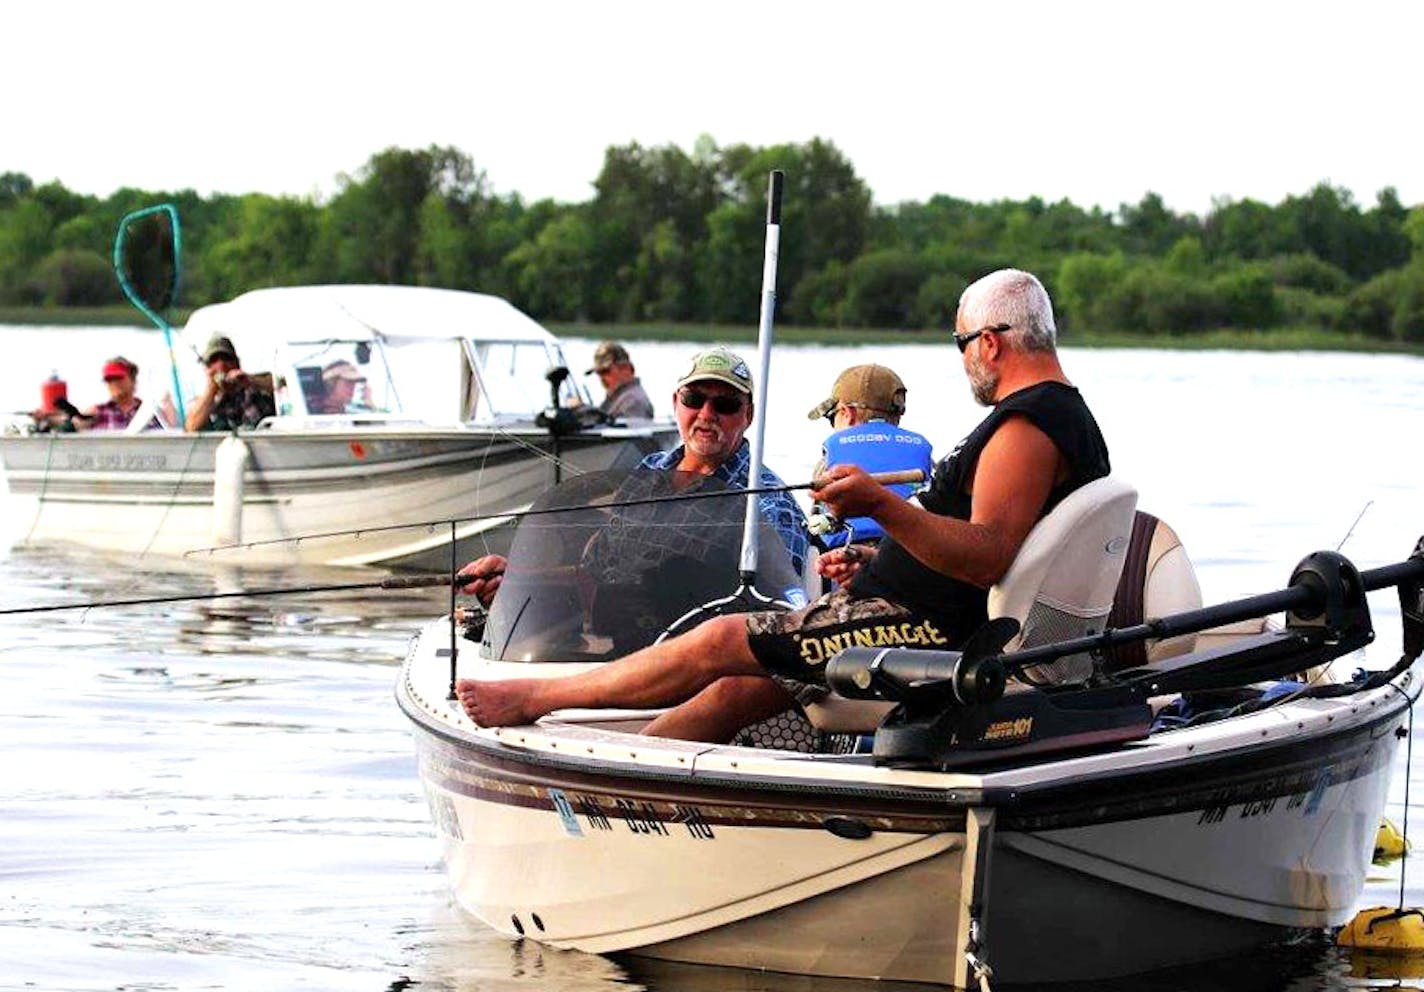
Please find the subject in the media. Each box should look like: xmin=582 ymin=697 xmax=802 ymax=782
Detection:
xmin=138 ymin=430 xmax=206 ymax=558
xmin=1337 ymin=500 xmax=1374 ymax=553
xmin=1396 ymin=687 xmax=1414 ymax=913
xmin=0 ymin=574 xmax=455 ymax=617
xmin=1291 ymin=499 xmax=1381 ymax=691
xmin=184 ymin=469 xmax=923 ymax=559
xmin=20 ymin=429 xmax=59 ymax=545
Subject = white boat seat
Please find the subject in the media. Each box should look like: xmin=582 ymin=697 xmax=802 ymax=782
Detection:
xmin=1103 ymin=511 xmax=1203 ymax=672
xmin=988 ymin=475 xmax=1138 ymax=686
xmin=802 ymin=475 xmax=1137 ymax=732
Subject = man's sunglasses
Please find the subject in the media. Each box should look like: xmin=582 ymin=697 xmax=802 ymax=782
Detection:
xmin=954 ymin=322 xmax=1012 ymax=353
xmin=822 ymin=401 xmax=883 ymax=426
xmin=678 ymin=387 xmax=745 ymax=416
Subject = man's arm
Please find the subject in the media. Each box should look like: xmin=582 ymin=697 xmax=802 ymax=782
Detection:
xmin=815 ymin=415 xmax=1060 ymax=588
xmin=185 ymin=377 xmax=220 ymax=431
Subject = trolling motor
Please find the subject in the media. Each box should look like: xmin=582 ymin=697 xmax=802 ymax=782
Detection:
xmin=535 ymin=366 xmax=581 ymax=436
xmin=536 ymin=365 xmax=608 ymax=437
xmin=826 ymin=618 xmax=1154 ymax=770
xmin=825 ymin=544 xmax=1421 ymax=771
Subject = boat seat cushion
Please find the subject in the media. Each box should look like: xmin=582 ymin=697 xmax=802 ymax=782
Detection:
xmin=1104 ymin=511 xmax=1203 ymax=672
xmin=988 ymin=475 xmax=1138 ymax=686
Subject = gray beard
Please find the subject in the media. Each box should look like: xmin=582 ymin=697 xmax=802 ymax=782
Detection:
xmin=968 ymin=354 xmax=998 ymax=406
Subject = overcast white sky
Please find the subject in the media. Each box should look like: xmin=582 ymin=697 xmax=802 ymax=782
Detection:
xmin=6 ymin=1 xmax=1420 ymax=216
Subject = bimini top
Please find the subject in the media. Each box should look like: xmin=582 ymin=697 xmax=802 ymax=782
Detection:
xmin=183 ymin=284 xmax=556 ymax=350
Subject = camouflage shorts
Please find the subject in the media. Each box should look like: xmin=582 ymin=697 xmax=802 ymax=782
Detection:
xmin=745 ymin=586 xmax=957 ymax=689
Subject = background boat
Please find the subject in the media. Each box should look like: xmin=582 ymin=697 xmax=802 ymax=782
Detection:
xmin=0 ymin=208 xmax=676 ymax=568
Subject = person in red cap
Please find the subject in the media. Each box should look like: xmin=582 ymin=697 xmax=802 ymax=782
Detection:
xmin=81 ymin=357 xmax=146 ymax=431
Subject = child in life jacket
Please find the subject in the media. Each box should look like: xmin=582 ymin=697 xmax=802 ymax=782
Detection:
xmin=806 ymin=364 xmax=933 ymax=549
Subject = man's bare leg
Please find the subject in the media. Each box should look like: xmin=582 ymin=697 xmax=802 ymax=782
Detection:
xmin=641 ymin=676 xmax=796 ymax=743
xmin=455 ymin=614 xmax=764 ymax=726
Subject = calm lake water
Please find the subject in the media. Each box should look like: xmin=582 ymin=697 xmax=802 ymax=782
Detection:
xmin=1 ymin=326 xmax=1422 ymax=991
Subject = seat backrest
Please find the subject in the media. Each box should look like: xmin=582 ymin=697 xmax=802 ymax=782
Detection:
xmin=987 ymin=476 xmax=1138 ymax=686
xmin=1104 ymin=511 xmax=1203 ymax=672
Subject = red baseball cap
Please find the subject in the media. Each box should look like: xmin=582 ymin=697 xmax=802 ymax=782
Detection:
xmin=102 ymin=357 xmax=137 ymax=380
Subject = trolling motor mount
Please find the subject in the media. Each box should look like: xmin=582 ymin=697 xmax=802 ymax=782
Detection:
xmin=1286 ymin=550 xmax=1373 ymax=645
xmin=1403 ymin=538 xmax=1424 ymax=663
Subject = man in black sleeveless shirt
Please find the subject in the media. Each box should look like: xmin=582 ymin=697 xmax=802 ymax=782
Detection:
xmin=455 ymin=269 xmax=1111 ymax=739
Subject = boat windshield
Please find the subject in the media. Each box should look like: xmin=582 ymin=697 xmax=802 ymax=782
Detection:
xmin=285 ymin=340 xmax=394 ymax=415
xmin=471 ymin=340 xmax=582 ymax=421
xmin=481 ymin=468 xmax=804 ymax=663
xmin=277 ymin=338 xmax=586 ymax=423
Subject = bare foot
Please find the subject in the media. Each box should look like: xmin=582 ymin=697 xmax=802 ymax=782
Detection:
xmin=454 ymin=678 xmax=543 ymax=727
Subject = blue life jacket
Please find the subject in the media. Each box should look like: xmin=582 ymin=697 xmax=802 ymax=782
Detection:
xmin=819 ymin=422 xmax=933 ymax=547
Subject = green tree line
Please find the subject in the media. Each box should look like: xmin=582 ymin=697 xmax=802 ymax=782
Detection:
xmin=4 ymin=137 xmax=1424 ymax=341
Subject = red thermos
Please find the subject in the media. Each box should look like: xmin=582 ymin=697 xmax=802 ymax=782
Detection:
xmin=40 ymin=372 xmax=67 ymax=413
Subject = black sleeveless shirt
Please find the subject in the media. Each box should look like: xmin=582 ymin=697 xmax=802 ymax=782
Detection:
xmin=849 ymin=381 xmax=1110 ymax=640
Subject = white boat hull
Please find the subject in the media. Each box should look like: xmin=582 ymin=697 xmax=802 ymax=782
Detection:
xmin=399 ymin=623 xmax=1412 ymax=985
xmin=1 ymin=426 xmax=673 ymax=569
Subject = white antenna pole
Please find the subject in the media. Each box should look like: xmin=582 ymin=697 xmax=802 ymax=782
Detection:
xmin=739 ymin=170 xmax=784 ymax=582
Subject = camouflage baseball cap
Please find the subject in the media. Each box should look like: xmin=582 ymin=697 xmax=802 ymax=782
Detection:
xmin=585 ymin=340 xmax=631 ymax=374
xmin=675 ymin=347 xmax=753 ymax=395
xmin=807 ymin=364 xmax=907 ymax=420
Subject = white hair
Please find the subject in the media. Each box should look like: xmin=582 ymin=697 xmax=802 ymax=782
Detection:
xmin=957 ymin=269 xmax=1057 ymax=352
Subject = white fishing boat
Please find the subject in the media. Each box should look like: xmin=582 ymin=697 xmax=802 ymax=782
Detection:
xmin=396 ymin=465 xmax=1424 ymax=986
xmin=397 ymin=173 xmax=1424 ymax=986
xmin=0 ymin=208 xmax=676 ymax=570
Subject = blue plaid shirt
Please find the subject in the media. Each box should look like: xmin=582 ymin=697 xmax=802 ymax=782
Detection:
xmin=641 ymin=440 xmax=809 ymax=574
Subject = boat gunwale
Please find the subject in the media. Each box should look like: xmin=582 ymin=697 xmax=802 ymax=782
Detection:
xmin=398 ymin=638 xmax=1419 ymax=817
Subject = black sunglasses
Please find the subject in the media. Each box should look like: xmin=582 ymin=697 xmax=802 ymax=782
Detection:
xmin=954 ymin=323 xmax=1012 ymax=353
xmin=678 ymin=387 xmax=746 ymax=416
xmin=822 ymin=401 xmax=882 ymax=426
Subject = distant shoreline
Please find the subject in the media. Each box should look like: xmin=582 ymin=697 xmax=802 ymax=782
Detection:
xmin=1 ymin=306 xmax=1418 ymax=356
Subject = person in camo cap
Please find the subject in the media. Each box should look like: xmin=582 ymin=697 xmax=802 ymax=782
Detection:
xmin=807 ymin=364 xmax=934 ymax=549
xmin=585 ymin=340 xmax=654 ymax=420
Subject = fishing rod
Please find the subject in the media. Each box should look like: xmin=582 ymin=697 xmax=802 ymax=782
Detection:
xmin=0 ymin=574 xmax=456 ymax=617
xmin=184 ymin=468 xmax=925 ymax=558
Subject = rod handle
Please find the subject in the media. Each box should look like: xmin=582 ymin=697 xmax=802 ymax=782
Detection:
xmin=868 ymin=469 xmax=925 ymax=486
xmin=381 ymin=574 xmax=466 ymax=589
xmin=810 ymin=469 xmax=926 ymax=489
